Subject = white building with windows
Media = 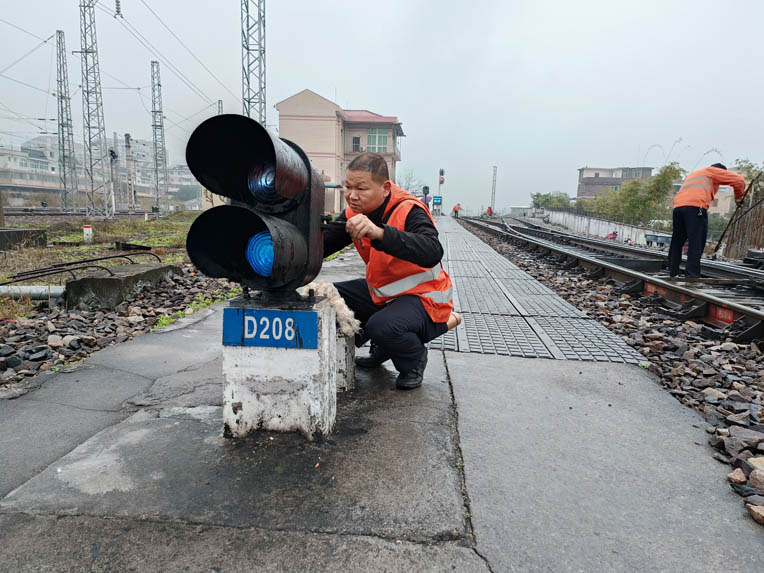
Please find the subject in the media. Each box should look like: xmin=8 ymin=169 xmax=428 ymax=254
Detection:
xmin=275 ymin=89 xmax=404 ymax=213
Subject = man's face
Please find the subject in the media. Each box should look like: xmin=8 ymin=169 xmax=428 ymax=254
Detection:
xmin=344 ymin=170 xmax=390 ymax=214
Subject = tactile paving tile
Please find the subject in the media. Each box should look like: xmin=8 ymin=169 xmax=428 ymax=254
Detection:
xmin=496 ymin=278 xmax=556 ymax=296
xmin=453 ymin=277 xmax=520 ymax=315
xmin=527 ymin=316 xmax=644 ymax=363
xmin=427 ymin=328 xmax=458 ymax=351
xmin=460 ymin=313 xmax=553 ymax=358
xmin=511 ymin=295 xmax=587 ymax=318
xmin=491 ymin=268 xmax=535 ymax=280
xmin=478 ymin=250 xmax=521 ymax=271
xmin=445 ymin=260 xmax=491 ymax=278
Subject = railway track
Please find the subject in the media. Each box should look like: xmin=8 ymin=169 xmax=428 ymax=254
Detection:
xmin=462 ymin=217 xmax=764 ymax=342
xmin=4 ymin=208 xmax=152 ymax=217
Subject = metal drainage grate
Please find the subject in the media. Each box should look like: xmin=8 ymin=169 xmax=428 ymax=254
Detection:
xmin=454 ymin=277 xmax=521 ymax=315
xmin=445 ymin=259 xmax=491 ymax=278
xmin=460 ymin=313 xmax=553 ymax=358
xmin=427 ymin=328 xmax=458 ymax=352
xmin=511 ymin=295 xmax=587 ymax=318
xmin=527 ymin=316 xmax=644 ymax=363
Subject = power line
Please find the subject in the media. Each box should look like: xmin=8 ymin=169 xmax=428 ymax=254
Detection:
xmin=137 ymin=0 xmax=239 ymax=100
xmin=0 ymin=17 xmax=46 ymax=41
xmin=0 ymin=34 xmax=55 ymax=75
xmin=95 ymin=3 xmax=212 ymax=103
xmin=0 ymin=73 xmax=56 ymax=96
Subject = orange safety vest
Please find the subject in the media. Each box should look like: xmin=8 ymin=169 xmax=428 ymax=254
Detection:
xmin=673 ymin=167 xmax=746 ymax=211
xmin=345 ymin=185 xmax=453 ymax=323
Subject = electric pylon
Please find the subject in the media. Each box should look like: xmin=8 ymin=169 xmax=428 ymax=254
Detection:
xmin=77 ymin=0 xmax=113 ymax=217
xmin=56 ymin=30 xmax=78 ymax=211
xmin=241 ymin=0 xmax=265 ymax=124
xmin=151 ymin=60 xmax=169 ymax=212
xmin=124 ymin=133 xmax=136 ymax=211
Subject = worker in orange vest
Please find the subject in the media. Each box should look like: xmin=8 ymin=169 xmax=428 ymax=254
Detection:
xmin=452 ymin=203 xmax=462 ymax=218
xmin=668 ymin=163 xmax=745 ymax=277
xmin=324 ymin=153 xmax=459 ymax=390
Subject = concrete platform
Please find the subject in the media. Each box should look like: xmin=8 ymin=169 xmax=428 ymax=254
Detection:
xmin=1 ymin=230 xmax=762 ymax=570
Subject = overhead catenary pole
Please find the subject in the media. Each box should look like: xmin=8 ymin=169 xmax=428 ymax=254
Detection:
xmin=490 ymin=165 xmax=497 ymax=212
xmin=56 ymin=30 xmax=78 ymax=212
xmin=124 ymin=133 xmax=136 ymax=211
xmin=77 ymin=0 xmax=112 ymax=217
xmin=151 ymin=60 xmax=169 ymax=212
xmin=111 ymin=131 xmax=122 ymax=207
xmin=217 ymin=99 xmax=223 ymax=115
xmin=241 ymin=0 xmax=266 ymax=124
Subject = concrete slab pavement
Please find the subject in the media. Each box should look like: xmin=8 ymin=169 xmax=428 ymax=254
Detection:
xmin=448 ymin=353 xmax=764 ymax=572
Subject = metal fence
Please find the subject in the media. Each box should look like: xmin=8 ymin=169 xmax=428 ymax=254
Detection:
xmin=723 ymin=201 xmax=764 ymax=260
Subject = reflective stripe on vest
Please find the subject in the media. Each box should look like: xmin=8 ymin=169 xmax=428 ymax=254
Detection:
xmin=419 ymin=287 xmax=453 ymax=304
xmin=679 ymin=175 xmax=712 ymax=191
xmin=369 ymin=265 xmax=442 ymax=298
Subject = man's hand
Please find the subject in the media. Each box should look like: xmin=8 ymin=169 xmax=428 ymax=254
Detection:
xmin=346 ymin=214 xmax=384 ymax=241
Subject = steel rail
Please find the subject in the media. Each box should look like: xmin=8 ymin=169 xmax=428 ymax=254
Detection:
xmin=496 ymin=217 xmax=764 ymax=282
xmin=9 ymin=252 xmax=162 ymax=280
xmin=463 ymin=218 xmax=764 ymax=323
xmin=0 ymin=265 xmax=115 ymax=286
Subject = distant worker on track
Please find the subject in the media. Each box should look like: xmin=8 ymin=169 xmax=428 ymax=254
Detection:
xmin=452 ymin=203 xmax=461 ymax=218
xmin=323 ymin=153 xmax=460 ymax=390
xmin=485 ymin=206 xmax=494 ymax=217
xmin=668 ymin=163 xmax=745 ymax=278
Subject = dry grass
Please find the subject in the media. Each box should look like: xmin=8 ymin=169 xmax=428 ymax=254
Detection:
xmin=1 ymin=212 xmax=198 ymax=285
xmin=0 ymin=295 xmax=36 ymax=321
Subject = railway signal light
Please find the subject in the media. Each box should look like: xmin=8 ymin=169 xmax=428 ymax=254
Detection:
xmin=185 ymin=114 xmax=325 ymax=291
xmin=422 ymin=185 xmax=429 ymax=196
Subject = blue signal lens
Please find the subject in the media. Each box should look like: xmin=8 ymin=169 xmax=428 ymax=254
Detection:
xmin=248 ymin=163 xmax=276 ymax=201
xmin=245 ymin=230 xmax=274 ymax=277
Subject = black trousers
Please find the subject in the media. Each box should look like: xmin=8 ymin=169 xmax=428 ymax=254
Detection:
xmin=334 ymin=278 xmax=448 ymax=373
xmin=668 ymin=206 xmax=708 ymax=278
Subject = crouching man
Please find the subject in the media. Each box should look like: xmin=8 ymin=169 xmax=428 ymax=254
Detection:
xmin=323 ymin=153 xmax=459 ymax=390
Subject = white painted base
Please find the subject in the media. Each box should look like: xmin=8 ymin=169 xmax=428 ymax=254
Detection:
xmin=336 ymin=334 xmax=355 ymax=392
xmin=222 ymin=299 xmax=337 ymax=440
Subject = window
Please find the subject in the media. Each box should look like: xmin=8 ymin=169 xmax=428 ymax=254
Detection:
xmin=594 ymin=172 xmax=600 ymax=178
xmin=352 ymin=136 xmax=360 ymax=152
xmin=367 ymin=128 xmax=388 ymax=153
xmin=20 ymin=159 xmax=27 ymax=167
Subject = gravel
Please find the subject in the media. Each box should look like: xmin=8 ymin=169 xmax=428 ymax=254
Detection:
xmin=0 ymin=264 xmax=237 ymax=397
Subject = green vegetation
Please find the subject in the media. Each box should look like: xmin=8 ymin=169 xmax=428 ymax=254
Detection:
xmin=579 ymin=163 xmax=684 ymax=226
xmin=531 ymin=192 xmax=571 ymax=209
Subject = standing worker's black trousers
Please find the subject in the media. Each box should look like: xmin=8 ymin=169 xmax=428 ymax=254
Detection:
xmin=334 ymin=279 xmax=448 ymax=373
xmin=668 ymin=206 xmax=708 ymax=278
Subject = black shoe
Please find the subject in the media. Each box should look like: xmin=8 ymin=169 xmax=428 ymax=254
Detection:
xmin=355 ymin=342 xmax=390 ymax=368
xmin=395 ymin=351 xmax=428 ymax=390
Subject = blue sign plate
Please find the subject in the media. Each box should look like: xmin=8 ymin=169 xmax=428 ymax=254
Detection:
xmin=432 ymin=195 xmax=442 ymax=205
xmin=222 ymin=308 xmax=318 ymax=349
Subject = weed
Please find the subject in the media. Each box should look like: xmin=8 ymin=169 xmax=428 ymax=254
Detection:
xmin=0 ymin=295 xmax=36 ymax=321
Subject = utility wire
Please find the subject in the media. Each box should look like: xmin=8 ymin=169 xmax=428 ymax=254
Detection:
xmin=0 ymin=101 xmax=45 ymax=131
xmin=96 ymin=3 xmax=212 ymax=103
xmin=0 ymin=74 xmax=56 ymax=96
xmin=0 ymin=34 xmax=55 ymax=75
xmin=0 ymin=17 xmax=46 ymax=41
xmin=137 ymin=0 xmax=239 ymax=101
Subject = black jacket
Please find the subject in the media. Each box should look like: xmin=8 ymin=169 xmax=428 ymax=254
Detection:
xmin=323 ymin=196 xmax=444 ymax=269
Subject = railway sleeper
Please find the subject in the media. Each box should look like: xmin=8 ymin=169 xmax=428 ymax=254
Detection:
xmin=701 ymin=316 xmax=763 ymax=343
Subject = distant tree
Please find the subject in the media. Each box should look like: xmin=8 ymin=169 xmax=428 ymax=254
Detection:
xmin=733 ymin=159 xmax=764 ymax=202
xmin=530 ymin=192 xmax=571 ymax=209
xmin=174 ymin=185 xmax=202 ymax=203
xmin=396 ymin=169 xmax=424 ymax=195
xmin=590 ymin=162 xmax=684 ymax=225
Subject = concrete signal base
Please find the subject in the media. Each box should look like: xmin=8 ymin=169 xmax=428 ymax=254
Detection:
xmin=222 ymin=298 xmax=337 ymax=440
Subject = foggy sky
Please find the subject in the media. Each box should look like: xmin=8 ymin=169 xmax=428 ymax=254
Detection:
xmin=2 ymin=0 xmax=763 ymax=211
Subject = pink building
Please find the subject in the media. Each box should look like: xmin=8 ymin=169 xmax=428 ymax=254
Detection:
xmin=275 ymin=89 xmax=404 ymax=213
